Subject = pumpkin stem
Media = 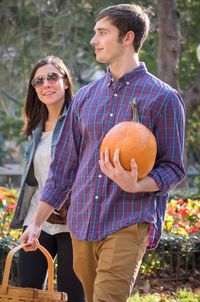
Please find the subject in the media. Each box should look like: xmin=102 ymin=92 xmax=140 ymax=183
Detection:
xmin=131 ymin=98 xmax=139 ymax=122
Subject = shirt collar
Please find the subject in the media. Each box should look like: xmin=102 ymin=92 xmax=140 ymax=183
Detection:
xmin=106 ymin=68 xmax=114 ymax=87
xmin=60 ymin=104 xmax=69 ymax=117
xmin=106 ymin=62 xmax=147 ymax=86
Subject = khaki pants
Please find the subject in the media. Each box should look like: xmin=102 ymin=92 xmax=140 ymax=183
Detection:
xmin=71 ymin=223 xmax=149 ymax=302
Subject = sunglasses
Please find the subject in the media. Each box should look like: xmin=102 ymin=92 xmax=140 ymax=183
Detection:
xmin=31 ymin=72 xmax=64 ymax=88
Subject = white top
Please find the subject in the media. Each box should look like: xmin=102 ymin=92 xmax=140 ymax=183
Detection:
xmin=24 ymin=131 xmax=69 ymax=234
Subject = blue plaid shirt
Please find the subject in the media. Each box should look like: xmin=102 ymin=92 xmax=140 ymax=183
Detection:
xmin=41 ymin=63 xmax=186 ymax=249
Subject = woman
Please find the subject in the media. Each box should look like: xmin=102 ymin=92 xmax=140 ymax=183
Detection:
xmin=10 ymin=56 xmax=85 ymax=301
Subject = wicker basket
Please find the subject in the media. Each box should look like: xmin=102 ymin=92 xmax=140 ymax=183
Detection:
xmin=0 ymin=244 xmax=68 ymax=301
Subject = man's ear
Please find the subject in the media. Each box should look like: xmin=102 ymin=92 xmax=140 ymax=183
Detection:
xmin=123 ymin=31 xmax=135 ymax=46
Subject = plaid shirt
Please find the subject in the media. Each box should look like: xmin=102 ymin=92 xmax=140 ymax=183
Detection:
xmin=41 ymin=63 xmax=185 ymax=249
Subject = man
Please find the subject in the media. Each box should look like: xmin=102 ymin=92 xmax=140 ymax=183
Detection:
xmin=20 ymin=4 xmax=186 ymax=302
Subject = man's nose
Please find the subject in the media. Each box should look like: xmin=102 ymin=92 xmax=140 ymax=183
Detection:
xmin=90 ymin=34 xmax=98 ymax=46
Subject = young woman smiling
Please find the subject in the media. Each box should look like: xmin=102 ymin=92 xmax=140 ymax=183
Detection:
xmin=10 ymin=56 xmax=85 ymax=302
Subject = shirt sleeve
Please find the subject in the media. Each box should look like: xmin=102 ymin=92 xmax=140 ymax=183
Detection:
xmin=40 ymin=101 xmax=82 ymax=209
xmin=149 ymin=90 xmax=186 ymax=196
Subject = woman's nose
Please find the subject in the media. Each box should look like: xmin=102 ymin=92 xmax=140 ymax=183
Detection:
xmin=43 ymin=78 xmax=51 ymax=87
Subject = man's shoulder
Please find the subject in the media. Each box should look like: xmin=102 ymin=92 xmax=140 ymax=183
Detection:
xmin=75 ymin=73 xmax=107 ymax=98
xmin=146 ymin=71 xmax=175 ymax=94
xmin=145 ymin=73 xmax=185 ymax=115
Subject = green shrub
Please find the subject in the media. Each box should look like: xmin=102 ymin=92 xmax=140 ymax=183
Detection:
xmin=128 ymin=289 xmax=200 ymax=302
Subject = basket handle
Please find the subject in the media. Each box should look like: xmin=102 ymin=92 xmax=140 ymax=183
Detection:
xmin=1 ymin=243 xmax=54 ymax=292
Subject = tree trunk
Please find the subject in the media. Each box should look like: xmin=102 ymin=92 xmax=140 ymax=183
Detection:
xmin=157 ymin=0 xmax=188 ymax=187
xmin=157 ymin=0 xmax=180 ymax=90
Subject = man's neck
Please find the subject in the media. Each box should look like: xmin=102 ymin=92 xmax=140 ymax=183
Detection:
xmin=109 ymin=53 xmax=139 ymax=81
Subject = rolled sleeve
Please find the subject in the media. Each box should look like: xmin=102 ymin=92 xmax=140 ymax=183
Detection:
xmin=149 ymin=91 xmax=186 ymax=195
xmin=40 ymin=103 xmax=82 ymax=209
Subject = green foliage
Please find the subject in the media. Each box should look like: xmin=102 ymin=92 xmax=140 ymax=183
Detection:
xmin=177 ymin=0 xmax=200 ymax=88
xmin=0 ymin=135 xmax=5 ymax=165
xmin=194 ymin=175 xmax=200 ymax=190
xmin=0 ymin=113 xmax=23 ymax=140
xmin=141 ymin=232 xmax=200 ymax=276
xmin=176 ymin=288 xmax=200 ymax=302
xmin=128 ymin=289 xmax=200 ymax=302
xmin=186 ymin=105 xmax=200 ymax=163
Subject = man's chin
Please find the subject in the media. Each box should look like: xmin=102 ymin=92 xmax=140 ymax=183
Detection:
xmin=96 ymin=56 xmax=107 ymax=64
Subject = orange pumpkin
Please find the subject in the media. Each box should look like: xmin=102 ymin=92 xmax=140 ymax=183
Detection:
xmin=100 ymin=99 xmax=157 ymax=180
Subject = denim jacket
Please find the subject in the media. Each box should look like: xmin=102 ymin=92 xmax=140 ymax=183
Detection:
xmin=10 ymin=108 xmax=68 ymax=229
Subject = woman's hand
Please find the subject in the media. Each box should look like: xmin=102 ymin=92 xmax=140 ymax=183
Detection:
xmin=19 ymin=223 xmax=41 ymax=251
xmin=19 ymin=200 xmax=55 ymax=251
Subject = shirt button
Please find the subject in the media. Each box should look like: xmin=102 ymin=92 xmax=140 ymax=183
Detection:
xmin=114 ymin=93 xmax=118 ymax=97
xmin=95 ymin=195 xmax=99 ymax=200
xmin=126 ymin=81 xmax=130 ymax=85
xmin=109 ymin=113 xmax=113 ymax=117
xmin=98 ymin=174 xmax=102 ymax=178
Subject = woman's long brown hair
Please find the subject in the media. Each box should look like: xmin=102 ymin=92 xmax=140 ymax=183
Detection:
xmin=22 ymin=56 xmax=74 ymax=136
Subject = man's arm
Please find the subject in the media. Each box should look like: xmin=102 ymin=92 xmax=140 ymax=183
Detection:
xmin=99 ymin=91 xmax=186 ymax=194
xmin=40 ymin=101 xmax=82 ymax=209
xmin=19 ymin=201 xmax=54 ymax=251
xmin=99 ymin=148 xmax=159 ymax=193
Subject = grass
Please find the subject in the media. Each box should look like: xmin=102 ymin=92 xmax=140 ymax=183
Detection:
xmin=127 ymin=289 xmax=200 ymax=302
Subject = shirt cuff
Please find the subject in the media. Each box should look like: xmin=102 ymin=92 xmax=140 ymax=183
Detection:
xmin=148 ymin=170 xmax=169 ymax=196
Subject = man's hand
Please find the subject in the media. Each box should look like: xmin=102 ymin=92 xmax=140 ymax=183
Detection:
xmin=99 ymin=147 xmax=139 ymax=192
xmin=19 ymin=224 xmax=41 ymax=251
xmin=99 ymin=147 xmax=159 ymax=193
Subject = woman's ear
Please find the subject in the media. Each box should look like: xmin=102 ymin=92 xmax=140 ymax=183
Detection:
xmin=64 ymin=79 xmax=68 ymax=89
